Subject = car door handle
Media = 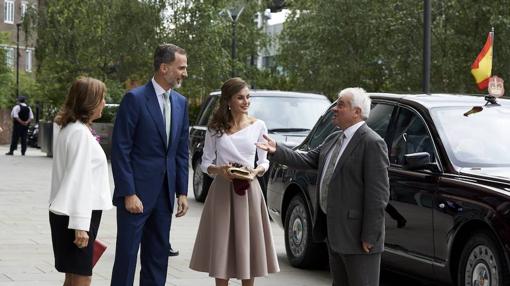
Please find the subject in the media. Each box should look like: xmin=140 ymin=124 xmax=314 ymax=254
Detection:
xmin=438 ymin=201 xmax=463 ymax=212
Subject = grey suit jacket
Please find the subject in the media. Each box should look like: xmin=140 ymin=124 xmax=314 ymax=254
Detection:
xmin=271 ymin=123 xmax=389 ymax=254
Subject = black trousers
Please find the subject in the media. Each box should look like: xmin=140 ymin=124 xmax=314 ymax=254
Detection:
xmin=9 ymin=124 xmax=28 ymax=154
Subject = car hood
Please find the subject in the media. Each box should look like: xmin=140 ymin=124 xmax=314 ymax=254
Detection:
xmin=269 ymin=131 xmax=309 ymax=149
xmin=459 ymin=167 xmax=510 ymax=183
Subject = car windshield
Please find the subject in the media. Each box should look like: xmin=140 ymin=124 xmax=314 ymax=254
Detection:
xmin=249 ymin=96 xmax=330 ymax=131
xmin=431 ymin=104 xmax=510 ymax=167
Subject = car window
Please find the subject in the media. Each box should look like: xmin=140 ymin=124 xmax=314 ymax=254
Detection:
xmin=307 ymin=102 xmax=394 ymax=149
xmin=197 ymin=95 xmax=219 ymax=126
xmin=366 ymin=103 xmax=394 ymax=139
xmin=249 ymin=97 xmax=330 ymax=130
xmin=308 ymin=106 xmax=337 ymax=148
xmin=431 ymin=105 xmax=510 ymax=167
xmin=390 ymin=107 xmax=435 ymax=165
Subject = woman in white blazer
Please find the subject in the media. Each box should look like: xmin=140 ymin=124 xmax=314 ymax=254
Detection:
xmin=49 ymin=77 xmax=112 ymax=286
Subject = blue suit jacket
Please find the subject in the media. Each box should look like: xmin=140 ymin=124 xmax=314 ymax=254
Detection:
xmin=111 ymin=81 xmax=189 ymax=210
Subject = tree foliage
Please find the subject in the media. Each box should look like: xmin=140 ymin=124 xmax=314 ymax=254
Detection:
xmin=0 ymin=32 xmax=11 ymax=107
xmin=0 ymin=32 xmax=40 ymax=108
xmin=278 ymin=0 xmax=510 ymax=98
xmin=26 ymin=0 xmax=165 ymax=116
xmin=26 ymin=0 xmax=271 ymax=121
xmin=166 ymin=0 xmax=270 ymax=119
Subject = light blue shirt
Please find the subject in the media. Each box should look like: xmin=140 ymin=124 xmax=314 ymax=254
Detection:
xmin=151 ymin=77 xmax=172 ymax=116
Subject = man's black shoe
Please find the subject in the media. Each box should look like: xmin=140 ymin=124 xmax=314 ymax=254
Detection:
xmin=168 ymin=248 xmax=179 ymax=257
xmin=5 ymin=152 xmax=13 ymax=155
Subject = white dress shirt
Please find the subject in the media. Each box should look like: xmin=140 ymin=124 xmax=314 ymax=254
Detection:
xmin=201 ymin=120 xmax=270 ymax=174
xmin=319 ymin=121 xmax=366 ymax=187
xmin=49 ymin=121 xmax=113 ymax=230
xmin=151 ymin=77 xmax=172 ymax=115
xmin=11 ymin=103 xmax=34 ymax=120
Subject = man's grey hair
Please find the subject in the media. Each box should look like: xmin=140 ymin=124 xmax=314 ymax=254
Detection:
xmin=338 ymin=87 xmax=371 ymax=120
xmin=153 ymin=43 xmax=186 ymax=72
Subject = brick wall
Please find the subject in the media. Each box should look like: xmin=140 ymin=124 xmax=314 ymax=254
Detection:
xmin=0 ymin=108 xmax=12 ymax=144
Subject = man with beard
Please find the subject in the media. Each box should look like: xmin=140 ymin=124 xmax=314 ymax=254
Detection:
xmin=111 ymin=44 xmax=190 ymax=286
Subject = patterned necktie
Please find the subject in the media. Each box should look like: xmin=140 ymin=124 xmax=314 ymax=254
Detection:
xmin=319 ymin=133 xmax=346 ymax=214
xmin=163 ymin=91 xmax=171 ymax=146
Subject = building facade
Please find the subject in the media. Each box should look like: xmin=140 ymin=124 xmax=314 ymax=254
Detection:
xmin=0 ymin=0 xmax=37 ymax=74
xmin=0 ymin=0 xmax=39 ymax=144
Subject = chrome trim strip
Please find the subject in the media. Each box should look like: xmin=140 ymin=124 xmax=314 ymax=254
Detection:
xmin=384 ymin=248 xmax=446 ymax=268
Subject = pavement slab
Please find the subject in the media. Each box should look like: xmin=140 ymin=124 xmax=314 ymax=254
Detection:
xmin=0 ymin=145 xmax=331 ymax=286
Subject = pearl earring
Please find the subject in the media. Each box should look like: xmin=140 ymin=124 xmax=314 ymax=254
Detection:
xmin=228 ymin=106 xmax=231 ymax=110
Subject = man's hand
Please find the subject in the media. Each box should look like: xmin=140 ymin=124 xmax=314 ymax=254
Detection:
xmin=125 ymin=194 xmax=143 ymax=214
xmin=74 ymin=230 xmax=89 ymax=248
xmin=175 ymin=195 xmax=189 ymax=217
xmin=362 ymin=241 xmax=373 ymax=253
xmin=255 ymin=134 xmax=277 ymax=153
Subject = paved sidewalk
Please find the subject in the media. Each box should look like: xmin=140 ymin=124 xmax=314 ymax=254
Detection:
xmin=0 ymin=145 xmax=331 ymax=286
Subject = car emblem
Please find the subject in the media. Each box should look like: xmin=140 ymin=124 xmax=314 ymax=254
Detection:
xmin=488 ymin=76 xmax=504 ymax=98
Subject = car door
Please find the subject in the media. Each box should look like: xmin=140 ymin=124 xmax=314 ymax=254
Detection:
xmin=382 ymin=105 xmax=438 ymax=277
xmin=190 ymin=94 xmax=219 ymax=160
xmin=300 ymin=106 xmax=338 ymax=209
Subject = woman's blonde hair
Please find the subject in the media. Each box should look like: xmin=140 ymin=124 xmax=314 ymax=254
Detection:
xmin=55 ymin=77 xmax=106 ymax=127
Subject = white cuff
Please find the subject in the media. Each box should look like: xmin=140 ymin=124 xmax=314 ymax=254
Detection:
xmin=68 ymin=215 xmax=90 ymax=231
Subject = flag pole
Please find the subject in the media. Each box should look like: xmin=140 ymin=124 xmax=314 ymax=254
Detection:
xmin=491 ymin=26 xmax=495 ymax=76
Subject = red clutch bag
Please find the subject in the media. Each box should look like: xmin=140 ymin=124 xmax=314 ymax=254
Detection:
xmin=92 ymin=239 xmax=107 ymax=267
xmin=232 ymin=179 xmax=250 ymax=196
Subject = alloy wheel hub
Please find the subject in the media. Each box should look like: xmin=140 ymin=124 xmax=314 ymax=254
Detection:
xmin=465 ymin=245 xmax=498 ymax=286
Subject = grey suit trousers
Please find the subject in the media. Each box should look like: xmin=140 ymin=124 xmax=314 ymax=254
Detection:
xmin=328 ymin=246 xmax=381 ymax=286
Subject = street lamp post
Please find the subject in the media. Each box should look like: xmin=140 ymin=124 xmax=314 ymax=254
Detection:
xmin=227 ymin=5 xmax=245 ymax=78
xmin=423 ymin=0 xmax=431 ymax=94
xmin=16 ymin=22 xmax=22 ymax=99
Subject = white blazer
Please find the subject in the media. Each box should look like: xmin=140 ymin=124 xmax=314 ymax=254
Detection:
xmin=49 ymin=121 xmax=112 ymax=231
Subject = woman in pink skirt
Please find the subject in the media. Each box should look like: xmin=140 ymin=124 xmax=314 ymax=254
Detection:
xmin=189 ymin=77 xmax=280 ymax=286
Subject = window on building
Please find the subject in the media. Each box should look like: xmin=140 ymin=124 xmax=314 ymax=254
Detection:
xmin=262 ymin=56 xmax=275 ymax=68
xmin=21 ymin=1 xmax=28 ymax=18
xmin=4 ymin=0 xmax=15 ymax=24
xmin=5 ymin=48 xmax=15 ymax=68
xmin=25 ymin=49 xmax=32 ymax=72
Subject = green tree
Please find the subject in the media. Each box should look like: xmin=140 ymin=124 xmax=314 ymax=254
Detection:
xmin=165 ymin=0 xmax=270 ymax=120
xmin=0 ymin=32 xmax=13 ymax=108
xmin=278 ymin=0 xmax=510 ymax=98
xmin=25 ymin=0 xmax=165 ymax=115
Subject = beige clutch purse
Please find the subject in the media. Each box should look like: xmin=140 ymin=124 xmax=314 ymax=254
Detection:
xmin=227 ymin=167 xmax=252 ymax=180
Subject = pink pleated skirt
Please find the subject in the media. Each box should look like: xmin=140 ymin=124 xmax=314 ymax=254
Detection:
xmin=189 ymin=176 xmax=280 ymax=279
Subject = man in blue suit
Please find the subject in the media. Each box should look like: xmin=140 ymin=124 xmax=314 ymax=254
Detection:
xmin=111 ymin=44 xmax=190 ymax=286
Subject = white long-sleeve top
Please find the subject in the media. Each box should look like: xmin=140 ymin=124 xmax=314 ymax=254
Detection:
xmin=201 ymin=119 xmax=270 ymax=175
xmin=49 ymin=121 xmax=113 ymax=231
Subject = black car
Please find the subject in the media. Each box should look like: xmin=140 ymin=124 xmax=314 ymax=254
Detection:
xmin=190 ymin=90 xmax=331 ymax=202
xmin=267 ymin=93 xmax=510 ymax=286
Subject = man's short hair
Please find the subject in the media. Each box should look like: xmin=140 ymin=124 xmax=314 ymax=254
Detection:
xmin=153 ymin=44 xmax=186 ymax=72
xmin=338 ymin=87 xmax=371 ymax=120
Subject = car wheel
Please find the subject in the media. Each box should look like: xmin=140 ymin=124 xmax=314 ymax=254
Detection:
xmin=284 ymin=195 xmax=324 ymax=268
xmin=193 ymin=163 xmax=210 ymax=202
xmin=458 ymin=232 xmax=509 ymax=286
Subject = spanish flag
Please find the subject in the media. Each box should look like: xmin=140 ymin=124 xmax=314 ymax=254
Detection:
xmin=471 ymin=32 xmax=493 ymax=90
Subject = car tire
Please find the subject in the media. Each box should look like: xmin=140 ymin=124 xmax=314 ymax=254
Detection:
xmin=458 ymin=232 xmax=510 ymax=286
xmin=284 ymin=195 xmax=325 ymax=268
xmin=192 ymin=162 xmax=211 ymax=202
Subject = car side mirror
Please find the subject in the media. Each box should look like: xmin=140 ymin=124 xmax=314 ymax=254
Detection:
xmin=404 ymin=152 xmax=440 ymax=172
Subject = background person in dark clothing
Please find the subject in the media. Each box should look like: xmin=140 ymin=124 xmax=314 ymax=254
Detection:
xmin=6 ymin=96 xmax=34 ymax=156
